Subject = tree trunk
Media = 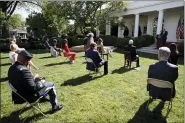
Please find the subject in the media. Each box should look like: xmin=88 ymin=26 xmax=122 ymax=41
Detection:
xmin=2 ymin=22 xmax=9 ymax=39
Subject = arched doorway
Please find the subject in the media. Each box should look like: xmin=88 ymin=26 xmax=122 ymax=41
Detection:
xmin=153 ymin=17 xmax=164 ymax=36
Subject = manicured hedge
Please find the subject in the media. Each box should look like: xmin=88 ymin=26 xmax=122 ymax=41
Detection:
xmin=178 ymin=42 xmax=184 ymax=56
xmin=100 ymin=35 xmax=155 ymax=48
xmin=0 ymin=35 xmax=155 ymax=51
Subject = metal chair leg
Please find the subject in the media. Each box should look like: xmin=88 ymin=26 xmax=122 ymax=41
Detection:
xmin=165 ymin=101 xmax=172 ymax=118
xmin=32 ymin=105 xmax=47 ymax=117
xmin=19 ymin=102 xmax=29 ymax=115
xmin=145 ymin=97 xmax=152 ymax=114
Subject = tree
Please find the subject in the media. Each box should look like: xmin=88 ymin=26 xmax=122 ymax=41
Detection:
xmin=41 ymin=1 xmax=127 ymax=34
xmin=8 ymin=14 xmax=25 ymax=29
xmin=0 ymin=1 xmax=42 ymax=38
xmin=26 ymin=12 xmax=54 ymax=39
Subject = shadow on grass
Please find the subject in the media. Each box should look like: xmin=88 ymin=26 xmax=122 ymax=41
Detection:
xmin=128 ymin=99 xmax=167 ymax=123
xmin=44 ymin=61 xmax=70 ymax=67
xmin=0 ymin=106 xmax=57 ymax=123
xmin=0 ymin=63 xmax=11 ymax=67
xmin=28 ymin=49 xmax=50 ymax=54
xmin=39 ymin=56 xmax=54 ymax=59
xmin=61 ymin=74 xmax=103 ymax=86
xmin=0 ymin=56 xmax=9 ymax=59
xmin=112 ymin=67 xmax=135 ymax=74
xmin=0 ymin=77 xmax=8 ymax=83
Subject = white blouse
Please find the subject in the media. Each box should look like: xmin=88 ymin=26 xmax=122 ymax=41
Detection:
xmin=9 ymin=51 xmax=18 ymax=65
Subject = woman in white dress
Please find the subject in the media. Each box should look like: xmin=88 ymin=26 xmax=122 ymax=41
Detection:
xmin=9 ymin=44 xmax=18 ymax=65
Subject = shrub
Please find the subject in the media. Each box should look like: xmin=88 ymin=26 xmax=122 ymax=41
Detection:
xmin=100 ymin=35 xmax=118 ymax=46
xmin=178 ymin=42 xmax=184 ymax=56
xmin=98 ymin=35 xmax=155 ymax=48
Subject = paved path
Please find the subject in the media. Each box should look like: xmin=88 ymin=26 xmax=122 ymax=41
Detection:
xmin=137 ymin=44 xmax=158 ymax=55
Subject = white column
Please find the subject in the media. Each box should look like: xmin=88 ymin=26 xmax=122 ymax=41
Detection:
xmin=147 ymin=16 xmax=152 ymax=35
xmin=96 ymin=26 xmax=100 ymax=37
xmin=122 ymin=29 xmax=125 ymax=37
xmin=156 ymin=10 xmax=164 ymax=35
xmin=120 ymin=29 xmax=124 ymax=38
xmin=134 ymin=13 xmax=140 ymax=37
xmin=105 ymin=19 xmax=111 ymax=35
xmin=117 ymin=26 xmax=121 ymax=37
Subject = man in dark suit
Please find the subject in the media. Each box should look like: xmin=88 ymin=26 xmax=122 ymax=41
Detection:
xmin=8 ymin=50 xmax=63 ymax=112
xmin=124 ymin=39 xmax=140 ymax=67
xmin=148 ymin=47 xmax=178 ymax=101
xmin=86 ymin=42 xmax=108 ymax=75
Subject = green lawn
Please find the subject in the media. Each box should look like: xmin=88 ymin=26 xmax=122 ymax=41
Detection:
xmin=1 ymin=49 xmax=184 ymax=123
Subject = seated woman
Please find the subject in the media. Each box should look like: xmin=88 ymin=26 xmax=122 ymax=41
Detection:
xmin=97 ymin=38 xmax=105 ymax=54
xmin=10 ymin=39 xmax=25 ymax=52
xmin=9 ymin=44 xmax=39 ymax=78
xmin=62 ymin=39 xmax=76 ymax=64
xmin=50 ymin=39 xmax=62 ymax=57
xmin=168 ymin=43 xmax=179 ymax=65
xmin=9 ymin=43 xmax=18 ymax=65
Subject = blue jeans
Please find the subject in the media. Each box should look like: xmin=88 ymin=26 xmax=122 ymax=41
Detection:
xmin=38 ymin=82 xmax=58 ymax=109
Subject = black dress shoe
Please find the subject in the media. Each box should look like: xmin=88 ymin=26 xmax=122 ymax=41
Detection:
xmin=52 ymin=105 xmax=63 ymax=113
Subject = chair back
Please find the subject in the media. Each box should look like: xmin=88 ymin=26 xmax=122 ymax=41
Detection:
xmin=85 ymin=57 xmax=97 ymax=68
xmin=123 ymin=50 xmax=131 ymax=61
xmin=50 ymin=46 xmax=58 ymax=57
xmin=8 ymin=82 xmax=29 ymax=103
xmin=147 ymin=78 xmax=173 ymax=95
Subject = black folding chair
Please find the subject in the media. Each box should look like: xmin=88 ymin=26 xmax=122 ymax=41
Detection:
xmin=8 ymin=82 xmax=52 ymax=123
xmin=146 ymin=78 xmax=173 ymax=118
xmin=85 ymin=57 xmax=102 ymax=76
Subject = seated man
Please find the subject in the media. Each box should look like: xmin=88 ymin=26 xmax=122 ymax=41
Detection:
xmin=50 ymin=39 xmax=62 ymax=57
xmin=62 ymin=39 xmax=76 ymax=64
xmin=147 ymin=47 xmax=178 ymax=101
xmin=124 ymin=39 xmax=140 ymax=67
xmin=85 ymin=42 xmax=108 ymax=75
xmin=8 ymin=50 xmax=63 ymax=112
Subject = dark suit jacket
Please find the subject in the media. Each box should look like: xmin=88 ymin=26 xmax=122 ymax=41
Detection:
xmin=168 ymin=52 xmax=179 ymax=65
xmin=124 ymin=44 xmax=137 ymax=61
xmin=8 ymin=62 xmax=41 ymax=103
xmin=85 ymin=49 xmax=103 ymax=70
xmin=148 ymin=61 xmax=178 ymax=100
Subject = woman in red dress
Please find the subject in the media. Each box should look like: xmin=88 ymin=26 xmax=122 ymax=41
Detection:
xmin=63 ymin=39 xmax=76 ymax=64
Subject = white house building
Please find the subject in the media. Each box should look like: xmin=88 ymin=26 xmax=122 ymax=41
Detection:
xmin=103 ymin=1 xmax=184 ymax=43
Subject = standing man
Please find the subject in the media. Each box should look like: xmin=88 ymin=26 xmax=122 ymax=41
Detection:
xmin=147 ymin=47 xmax=178 ymax=100
xmin=8 ymin=50 xmax=63 ymax=112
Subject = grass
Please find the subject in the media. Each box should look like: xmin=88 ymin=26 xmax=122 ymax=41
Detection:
xmin=0 ymin=49 xmax=184 ymax=123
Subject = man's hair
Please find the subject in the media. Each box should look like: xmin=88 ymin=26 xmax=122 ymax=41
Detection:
xmin=158 ymin=47 xmax=171 ymax=59
xmin=90 ymin=42 xmax=97 ymax=49
xmin=129 ymin=39 xmax=133 ymax=45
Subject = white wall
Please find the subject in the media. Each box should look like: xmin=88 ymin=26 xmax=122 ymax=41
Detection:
xmin=126 ymin=1 xmax=165 ymax=10
xmin=110 ymin=1 xmax=184 ymax=17
xmin=163 ymin=8 xmax=183 ymax=42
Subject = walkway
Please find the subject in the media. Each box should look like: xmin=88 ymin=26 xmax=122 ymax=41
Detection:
xmin=137 ymin=44 xmax=158 ymax=55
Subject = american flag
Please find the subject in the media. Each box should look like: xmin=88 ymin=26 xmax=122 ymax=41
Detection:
xmin=176 ymin=14 xmax=184 ymax=39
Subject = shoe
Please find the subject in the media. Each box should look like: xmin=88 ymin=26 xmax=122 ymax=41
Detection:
xmin=52 ymin=105 xmax=63 ymax=113
xmin=70 ymin=61 xmax=74 ymax=64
